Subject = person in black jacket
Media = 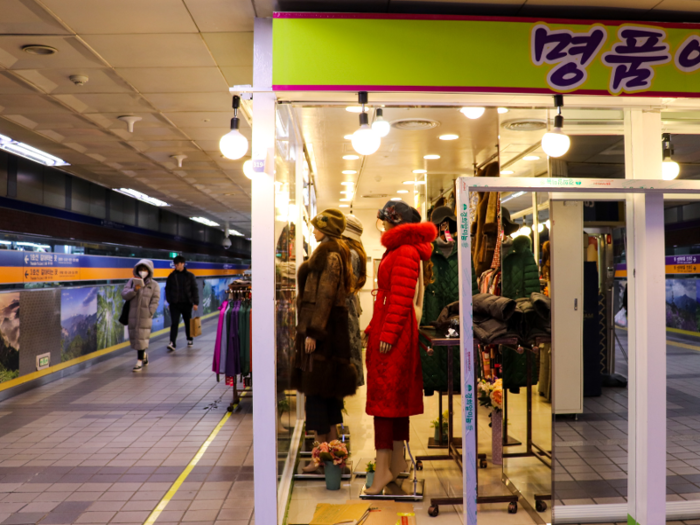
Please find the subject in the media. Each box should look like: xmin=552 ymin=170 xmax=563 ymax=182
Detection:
xmin=165 ymin=256 xmax=199 ymax=350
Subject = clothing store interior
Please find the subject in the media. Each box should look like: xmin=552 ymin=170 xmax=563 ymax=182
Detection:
xmin=269 ymin=100 xmax=700 ymax=525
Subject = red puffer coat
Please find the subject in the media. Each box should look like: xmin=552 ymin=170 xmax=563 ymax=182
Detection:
xmin=366 ymin=222 xmax=437 ymax=418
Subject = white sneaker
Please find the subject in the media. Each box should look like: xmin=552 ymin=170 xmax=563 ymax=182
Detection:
xmin=167 ymin=342 xmax=176 ymax=352
xmin=133 ymin=360 xmax=143 ymax=371
xmin=187 ymin=339 xmax=194 ymax=347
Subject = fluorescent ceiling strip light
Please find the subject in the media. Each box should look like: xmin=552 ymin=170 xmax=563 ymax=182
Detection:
xmin=113 ymin=188 xmax=170 ymax=207
xmin=227 ymin=229 xmax=245 ymax=237
xmin=0 ymin=139 xmax=68 ymax=167
xmin=501 ymin=191 xmax=526 ymax=204
xmin=191 ymin=216 xmax=220 ymax=227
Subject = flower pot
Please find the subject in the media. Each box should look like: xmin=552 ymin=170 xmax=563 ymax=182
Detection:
xmin=324 ymin=461 xmax=342 ymax=490
xmin=365 ymin=471 xmax=375 ymax=488
xmin=433 ymin=428 xmax=448 ymax=444
xmin=491 ymin=410 xmax=503 ymax=466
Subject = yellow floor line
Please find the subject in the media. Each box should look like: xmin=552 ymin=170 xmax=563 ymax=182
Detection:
xmin=144 ymin=410 xmax=233 ymax=525
xmin=0 ymin=311 xmax=219 ymax=392
xmin=616 ymin=324 xmax=700 ymax=352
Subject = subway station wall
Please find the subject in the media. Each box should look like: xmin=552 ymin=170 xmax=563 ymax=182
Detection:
xmin=0 ymin=253 xmax=247 ymax=382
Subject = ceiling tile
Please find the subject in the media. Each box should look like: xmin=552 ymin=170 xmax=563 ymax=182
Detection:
xmin=201 ymin=33 xmax=253 ymax=67
xmin=220 ymin=66 xmax=253 ymax=87
xmin=41 ymin=0 xmax=198 ymax=34
xmin=180 ymin=127 xmax=230 ymax=141
xmin=0 ymin=0 xmax=69 ymax=33
xmin=115 ymin=67 xmax=228 ymax=93
xmin=0 ymin=36 xmax=104 ymax=69
xmin=164 ymin=111 xmax=247 ymax=128
xmin=0 ymin=72 xmax=40 ymax=94
xmin=53 ymin=93 xmax=153 ymax=113
xmin=82 ymin=34 xmax=217 ymax=68
xmin=143 ymin=91 xmax=231 ymax=112
xmin=13 ymin=68 xmax=134 ymax=94
xmin=184 ymin=0 xmax=255 ymax=32
xmin=0 ymin=94 xmax=70 ymax=114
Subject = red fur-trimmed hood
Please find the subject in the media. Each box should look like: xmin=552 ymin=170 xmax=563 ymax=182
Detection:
xmin=381 ymin=222 xmax=437 ymax=260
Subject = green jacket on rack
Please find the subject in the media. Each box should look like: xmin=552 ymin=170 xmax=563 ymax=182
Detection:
xmin=501 ymin=235 xmax=541 ymax=391
xmin=419 ymin=241 xmax=478 ymax=396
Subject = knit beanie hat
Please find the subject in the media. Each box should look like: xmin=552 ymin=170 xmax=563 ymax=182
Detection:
xmin=343 ymin=214 xmax=363 ymax=242
xmin=311 ymin=209 xmax=346 ymax=238
xmin=377 ymin=200 xmax=415 ymax=225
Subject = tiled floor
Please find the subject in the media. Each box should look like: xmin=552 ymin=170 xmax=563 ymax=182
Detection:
xmin=0 ymin=320 xmax=254 ymax=525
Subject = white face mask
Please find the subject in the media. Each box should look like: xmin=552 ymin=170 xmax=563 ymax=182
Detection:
xmin=139 ymin=270 xmax=148 ymax=279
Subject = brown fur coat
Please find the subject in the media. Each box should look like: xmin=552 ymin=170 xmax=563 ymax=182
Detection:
xmin=292 ymin=238 xmax=358 ymax=399
xmin=471 ymin=162 xmax=500 ymax=277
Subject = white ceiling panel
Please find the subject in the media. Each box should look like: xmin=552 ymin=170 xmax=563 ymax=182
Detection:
xmin=115 ymin=67 xmax=229 ymax=93
xmin=220 ymin=66 xmax=253 ymax=87
xmin=179 ymin=127 xmax=232 ymax=141
xmin=82 ymin=34 xmax=217 ymax=68
xmin=143 ymin=92 xmax=232 ymax=112
xmin=184 ymin=0 xmax=255 ymax=32
xmin=201 ymin=33 xmax=254 ymax=67
xmin=164 ymin=111 xmax=234 ymax=129
xmin=40 ymin=0 xmax=198 ymax=34
xmin=53 ymin=93 xmax=154 ymax=113
xmin=0 ymin=36 xmax=104 ymax=70
xmin=0 ymin=72 xmax=40 ymax=94
xmin=0 ymin=94 xmax=71 ymax=113
xmin=0 ymin=0 xmax=70 ymax=34
xmin=13 ymin=68 xmax=134 ymax=94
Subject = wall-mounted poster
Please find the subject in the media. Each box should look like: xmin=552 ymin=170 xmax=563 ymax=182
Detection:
xmin=97 ymin=285 xmax=127 ymax=350
xmin=0 ymin=292 xmax=20 ymax=383
xmin=61 ymin=287 xmax=97 ymax=361
xmin=153 ymin=281 xmax=172 ymax=332
xmin=666 ymin=278 xmax=698 ymax=333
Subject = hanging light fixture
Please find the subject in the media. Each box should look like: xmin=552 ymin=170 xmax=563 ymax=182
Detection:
xmin=460 ymin=107 xmax=485 ymax=119
xmin=243 ymin=159 xmax=255 ymax=180
xmin=219 ymin=95 xmax=248 ymax=160
xmin=351 ymin=92 xmax=381 ymax=156
xmin=662 ymin=133 xmax=680 ymax=180
xmin=372 ymin=108 xmax=391 ymax=137
xmin=541 ymin=94 xmax=571 ymax=158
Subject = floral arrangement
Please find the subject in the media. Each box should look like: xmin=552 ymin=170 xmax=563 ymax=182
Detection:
xmin=430 ymin=411 xmax=449 ymax=434
xmin=477 ymin=378 xmax=503 ymax=412
xmin=365 ymin=460 xmax=375 ymax=473
xmin=311 ymin=440 xmax=349 ymax=468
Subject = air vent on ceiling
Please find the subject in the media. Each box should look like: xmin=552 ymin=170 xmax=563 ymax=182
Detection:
xmin=362 ymin=194 xmax=389 ymax=198
xmin=391 ymin=118 xmax=440 ymax=131
xmin=502 ymin=119 xmax=547 ymax=132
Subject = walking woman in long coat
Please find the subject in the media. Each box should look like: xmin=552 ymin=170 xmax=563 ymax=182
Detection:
xmin=122 ymin=259 xmax=160 ymax=371
xmin=364 ymin=201 xmax=436 ymax=495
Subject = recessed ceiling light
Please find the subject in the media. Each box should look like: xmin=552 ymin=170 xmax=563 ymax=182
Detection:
xmin=342 ymin=170 xmax=357 ymax=175
xmin=340 ymin=204 xmax=350 ymax=208
xmin=403 ymin=180 xmax=415 ymax=185
xmin=344 ymin=134 xmax=354 ymax=140
xmin=500 ymin=170 xmax=514 ymax=175
xmin=391 ymin=197 xmax=402 ymax=201
xmin=397 ymin=190 xmax=409 ymax=194
xmin=191 ymin=216 xmax=220 ymax=227
xmin=439 ymin=134 xmax=459 ymax=141
xmin=346 ymin=106 xmax=362 ymax=113
xmin=114 ymin=188 xmax=169 ymax=207
xmin=497 ymin=108 xmax=509 ymax=114
xmin=340 ymin=198 xmax=351 ymax=202
xmin=413 ymin=169 xmax=427 ymax=174
xmin=343 ymin=155 xmax=359 ymax=160
xmin=22 ymin=44 xmax=58 ymax=55
xmin=415 ymin=180 xmax=426 ymax=185
xmin=341 ymin=190 xmax=353 ymax=194
xmin=424 ymin=154 xmax=440 ymax=160
xmin=524 ymin=155 xmax=540 ymax=161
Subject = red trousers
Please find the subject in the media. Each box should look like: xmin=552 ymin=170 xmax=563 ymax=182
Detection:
xmin=374 ymin=416 xmax=409 ymax=450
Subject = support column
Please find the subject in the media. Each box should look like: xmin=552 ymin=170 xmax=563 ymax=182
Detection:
xmin=251 ymin=17 xmax=278 ymax=525
xmin=623 ymin=109 xmax=666 ymax=525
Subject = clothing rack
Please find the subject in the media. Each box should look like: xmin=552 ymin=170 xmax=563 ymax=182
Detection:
xmin=224 ymin=282 xmax=252 ymax=411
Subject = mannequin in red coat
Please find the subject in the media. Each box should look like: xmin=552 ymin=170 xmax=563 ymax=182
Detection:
xmin=364 ymin=201 xmax=437 ymax=495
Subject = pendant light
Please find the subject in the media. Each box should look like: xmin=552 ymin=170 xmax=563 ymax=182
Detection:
xmin=541 ymin=95 xmax=570 ymax=158
xmin=351 ymin=92 xmax=381 ymax=156
xmin=220 ymin=95 xmax=248 ymax=160
xmin=460 ymin=107 xmax=485 ymax=119
xmin=372 ymin=108 xmax=391 ymax=137
xmin=662 ymin=133 xmax=680 ymax=180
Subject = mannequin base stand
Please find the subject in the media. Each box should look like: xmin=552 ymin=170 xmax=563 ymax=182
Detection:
xmin=360 ymin=442 xmax=424 ymax=502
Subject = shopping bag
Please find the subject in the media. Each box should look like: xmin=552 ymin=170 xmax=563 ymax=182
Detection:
xmin=190 ymin=316 xmax=202 ymax=337
xmin=118 ymin=301 xmax=130 ymax=326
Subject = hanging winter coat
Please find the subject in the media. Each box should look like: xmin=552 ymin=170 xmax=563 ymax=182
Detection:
xmin=366 ymin=222 xmax=436 ymax=418
xmin=292 ymin=238 xmax=358 ymax=399
xmin=121 ymin=259 xmax=160 ymax=351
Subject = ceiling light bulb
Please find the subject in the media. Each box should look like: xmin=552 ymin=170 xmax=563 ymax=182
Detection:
xmin=219 ymin=117 xmax=248 ymax=160
xmin=372 ymin=108 xmax=391 ymax=138
xmin=342 ymin=170 xmax=357 ymax=175
xmin=344 ymin=134 xmax=354 ymax=140
xmin=662 ymin=159 xmax=680 ymax=180
xmin=519 ymin=225 xmax=532 ymax=236
xmin=460 ymin=107 xmax=486 ymax=119
xmin=346 ymin=106 xmax=362 ymax=113
xmin=439 ymin=134 xmax=459 ymax=141
xmin=343 ymin=154 xmax=359 ymax=160
xmin=497 ymin=108 xmax=509 ymax=114
xmin=545 ymin=220 xmax=551 ymax=230
xmin=424 ymin=154 xmax=440 ymax=160
xmin=500 ymin=170 xmax=514 ymax=175
xmin=541 ymin=128 xmax=571 ymax=158
xmin=243 ymin=159 xmax=255 ymax=180
xmin=352 ymin=113 xmax=381 ymax=155
xmin=538 ymin=222 xmax=544 ymax=233
xmin=413 ymin=169 xmax=427 ymax=174
xmin=524 ymin=155 xmax=540 ymax=161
